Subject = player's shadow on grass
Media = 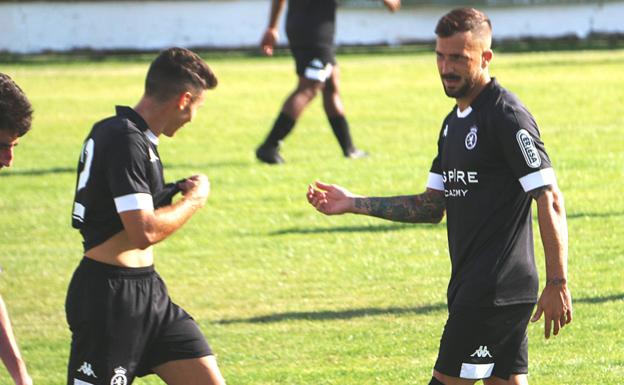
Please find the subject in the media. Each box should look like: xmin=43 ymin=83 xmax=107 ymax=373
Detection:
xmin=163 ymin=160 xmax=250 ymax=169
xmin=216 ymin=294 xmax=624 ymax=325
xmin=215 ymin=303 xmax=447 ymax=325
xmin=271 ymin=223 xmax=434 ymax=235
xmin=567 ymin=211 xmax=624 ymax=219
xmin=0 ymin=166 xmax=75 ymax=177
xmin=576 ymin=293 xmax=624 ymax=304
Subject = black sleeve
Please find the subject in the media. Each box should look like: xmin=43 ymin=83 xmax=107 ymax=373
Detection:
xmin=427 ymin=116 xmax=449 ymax=191
xmin=491 ymin=102 xmax=556 ymax=192
xmin=105 ymin=132 xmax=152 ymax=199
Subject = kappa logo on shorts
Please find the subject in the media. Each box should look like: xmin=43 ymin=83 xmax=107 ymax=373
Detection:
xmin=77 ymin=362 xmax=97 ymax=378
xmin=470 ymin=345 xmax=492 ymax=358
xmin=465 ymin=126 xmax=478 ymax=150
xmin=516 ymin=129 xmax=541 ymax=168
xmin=443 ymin=124 xmax=448 ymax=137
xmin=110 ymin=367 xmax=128 ymax=385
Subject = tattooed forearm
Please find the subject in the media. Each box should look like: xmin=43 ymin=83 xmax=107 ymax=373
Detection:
xmin=353 ymin=189 xmax=445 ymax=223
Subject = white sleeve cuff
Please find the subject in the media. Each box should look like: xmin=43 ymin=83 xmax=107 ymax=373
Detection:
xmin=426 ymin=172 xmax=445 ymax=191
xmin=518 ymin=168 xmax=557 ymax=192
xmin=114 ymin=193 xmax=154 ymax=213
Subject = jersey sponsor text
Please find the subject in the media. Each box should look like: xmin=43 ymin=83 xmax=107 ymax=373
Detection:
xmin=516 ymin=129 xmax=541 ymax=168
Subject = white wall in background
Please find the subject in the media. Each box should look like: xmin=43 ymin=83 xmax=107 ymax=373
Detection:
xmin=0 ymin=1 xmax=622 ymax=54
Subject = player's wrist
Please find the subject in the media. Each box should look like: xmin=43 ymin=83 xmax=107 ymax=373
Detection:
xmin=351 ymin=197 xmax=368 ymax=214
xmin=183 ymin=192 xmax=206 ymax=209
xmin=545 ymin=277 xmax=567 ymax=286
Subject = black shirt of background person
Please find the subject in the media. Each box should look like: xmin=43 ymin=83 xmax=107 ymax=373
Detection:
xmin=286 ymin=0 xmax=336 ymax=48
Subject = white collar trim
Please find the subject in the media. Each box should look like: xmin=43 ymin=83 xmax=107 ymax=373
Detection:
xmin=456 ymin=106 xmax=473 ymax=118
xmin=144 ymin=129 xmax=159 ymax=146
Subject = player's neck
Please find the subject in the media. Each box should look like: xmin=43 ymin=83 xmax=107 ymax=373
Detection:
xmin=134 ymin=97 xmax=173 ymax=137
xmin=456 ymin=75 xmax=491 ymax=112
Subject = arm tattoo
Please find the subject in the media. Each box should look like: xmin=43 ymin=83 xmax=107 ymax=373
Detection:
xmin=354 ymin=190 xmax=445 ymax=223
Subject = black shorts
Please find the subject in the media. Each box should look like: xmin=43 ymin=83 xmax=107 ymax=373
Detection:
xmin=289 ymin=45 xmax=336 ymax=81
xmin=434 ymin=303 xmax=534 ymax=381
xmin=65 ymin=257 xmax=213 ymax=385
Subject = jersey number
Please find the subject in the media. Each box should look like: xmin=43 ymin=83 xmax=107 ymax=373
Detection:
xmin=72 ymin=138 xmax=95 ymax=223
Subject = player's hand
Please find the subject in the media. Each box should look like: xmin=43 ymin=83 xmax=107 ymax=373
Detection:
xmin=180 ymin=174 xmax=210 ymax=207
xmin=261 ymin=28 xmax=279 ymax=56
xmin=383 ymin=0 xmax=401 ymax=12
xmin=307 ymin=180 xmax=358 ymax=215
xmin=531 ymin=281 xmax=572 ymax=339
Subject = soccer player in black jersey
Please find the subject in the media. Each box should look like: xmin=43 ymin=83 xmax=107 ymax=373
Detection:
xmin=0 ymin=73 xmax=34 ymax=385
xmin=67 ymin=48 xmax=226 ymax=385
xmin=307 ymin=8 xmax=572 ymax=385
xmin=255 ymin=0 xmax=401 ymax=164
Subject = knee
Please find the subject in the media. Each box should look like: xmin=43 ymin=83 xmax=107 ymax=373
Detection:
xmin=295 ymin=81 xmax=322 ymax=100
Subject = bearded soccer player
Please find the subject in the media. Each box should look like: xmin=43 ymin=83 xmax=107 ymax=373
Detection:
xmin=307 ymin=8 xmax=572 ymax=385
xmin=255 ymin=0 xmax=401 ymax=164
xmin=0 ymin=73 xmax=34 ymax=385
xmin=67 ymin=48 xmax=226 ymax=385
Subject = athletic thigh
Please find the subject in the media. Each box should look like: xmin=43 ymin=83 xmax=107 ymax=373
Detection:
xmin=137 ymin=296 xmax=214 ymax=377
xmin=434 ymin=304 xmax=534 ymax=382
xmin=290 ymin=45 xmax=336 ymax=81
xmin=153 ymin=356 xmax=225 ymax=385
xmin=66 ymin=259 xmax=157 ymax=385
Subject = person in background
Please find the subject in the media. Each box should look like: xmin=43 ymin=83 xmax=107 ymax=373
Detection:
xmin=256 ymin=0 xmax=401 ymax=164
xmin=0 ymin=72 xmax=35 ymax=385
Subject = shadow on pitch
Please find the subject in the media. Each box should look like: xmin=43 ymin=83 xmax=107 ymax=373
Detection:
xmin=576 ymin=293 xmax=624 ymax=305
xmin=216 ymin=294 xmax=624 ymax=325
xmin=163 ymin=160 xmax=251 ymax=170
xmin=270 ymin=223 xmax=436 ymax=236
xmin=0 ymin=166 xmax=75 ymax=177
xmin=567 ymin=211 xmax=624 ymax=219
xmin=0 ymin=160 xmax=249 ymax=178
xmin=215 ymin=303 xmax=447 ymax=325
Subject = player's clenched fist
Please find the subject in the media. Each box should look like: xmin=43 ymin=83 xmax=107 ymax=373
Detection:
xmin=180 ymin=174 xmax=210 ymax=206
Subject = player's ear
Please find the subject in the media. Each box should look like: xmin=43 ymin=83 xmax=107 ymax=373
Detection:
xmin=176 ymin=91 xmax=193 ymax=110
xmin=481 ymin=49 xmax=493 ymax=69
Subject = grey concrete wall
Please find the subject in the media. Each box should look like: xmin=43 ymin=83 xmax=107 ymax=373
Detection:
xmin=1 ymin=1 xmax=622 ymax=54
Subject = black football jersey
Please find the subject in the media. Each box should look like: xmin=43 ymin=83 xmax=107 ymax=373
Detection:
xmin=71 ymin=106 xmax=166 ymax=251
xmin=428 ymin=79 xmax=557 ymax=307
xmin=286 ymin=0 xmax=336 ymax=47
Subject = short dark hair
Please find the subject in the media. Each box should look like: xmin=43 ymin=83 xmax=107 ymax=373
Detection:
xmin=145 ymin=47 xmax=218 ymax=102
xmin=435 ymin=8 xmax=492 ymax=38
xmin=0 ymin=73 xmax=33 ymax=137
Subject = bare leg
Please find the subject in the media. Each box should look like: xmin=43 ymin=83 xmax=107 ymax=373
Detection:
xmin=322 ymin=65 xmax=344 ymax=117
xmin=322 ymin=65 xmax=365 ymax=157
xmin=256 ymin=77 xmax=323 ymax=164
xmin=433 ymin=370 xmax=477 ymax=385
xmin=282 ymin=76 xmax=323 ymax=119
xmin=484 ymin=374 xmax=529 ymax=385
xmin=153 ymin=356 xmax=226 ymax=385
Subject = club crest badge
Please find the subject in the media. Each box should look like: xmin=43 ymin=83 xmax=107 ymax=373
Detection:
xmin=465 ymin=126 xmax=478 ymax=150
xmin=110 ymin=367 xmax=128 ymax=385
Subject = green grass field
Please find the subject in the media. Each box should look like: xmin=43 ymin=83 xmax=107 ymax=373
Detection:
xmin=0 ymin=48 xmax=623 ymax=385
